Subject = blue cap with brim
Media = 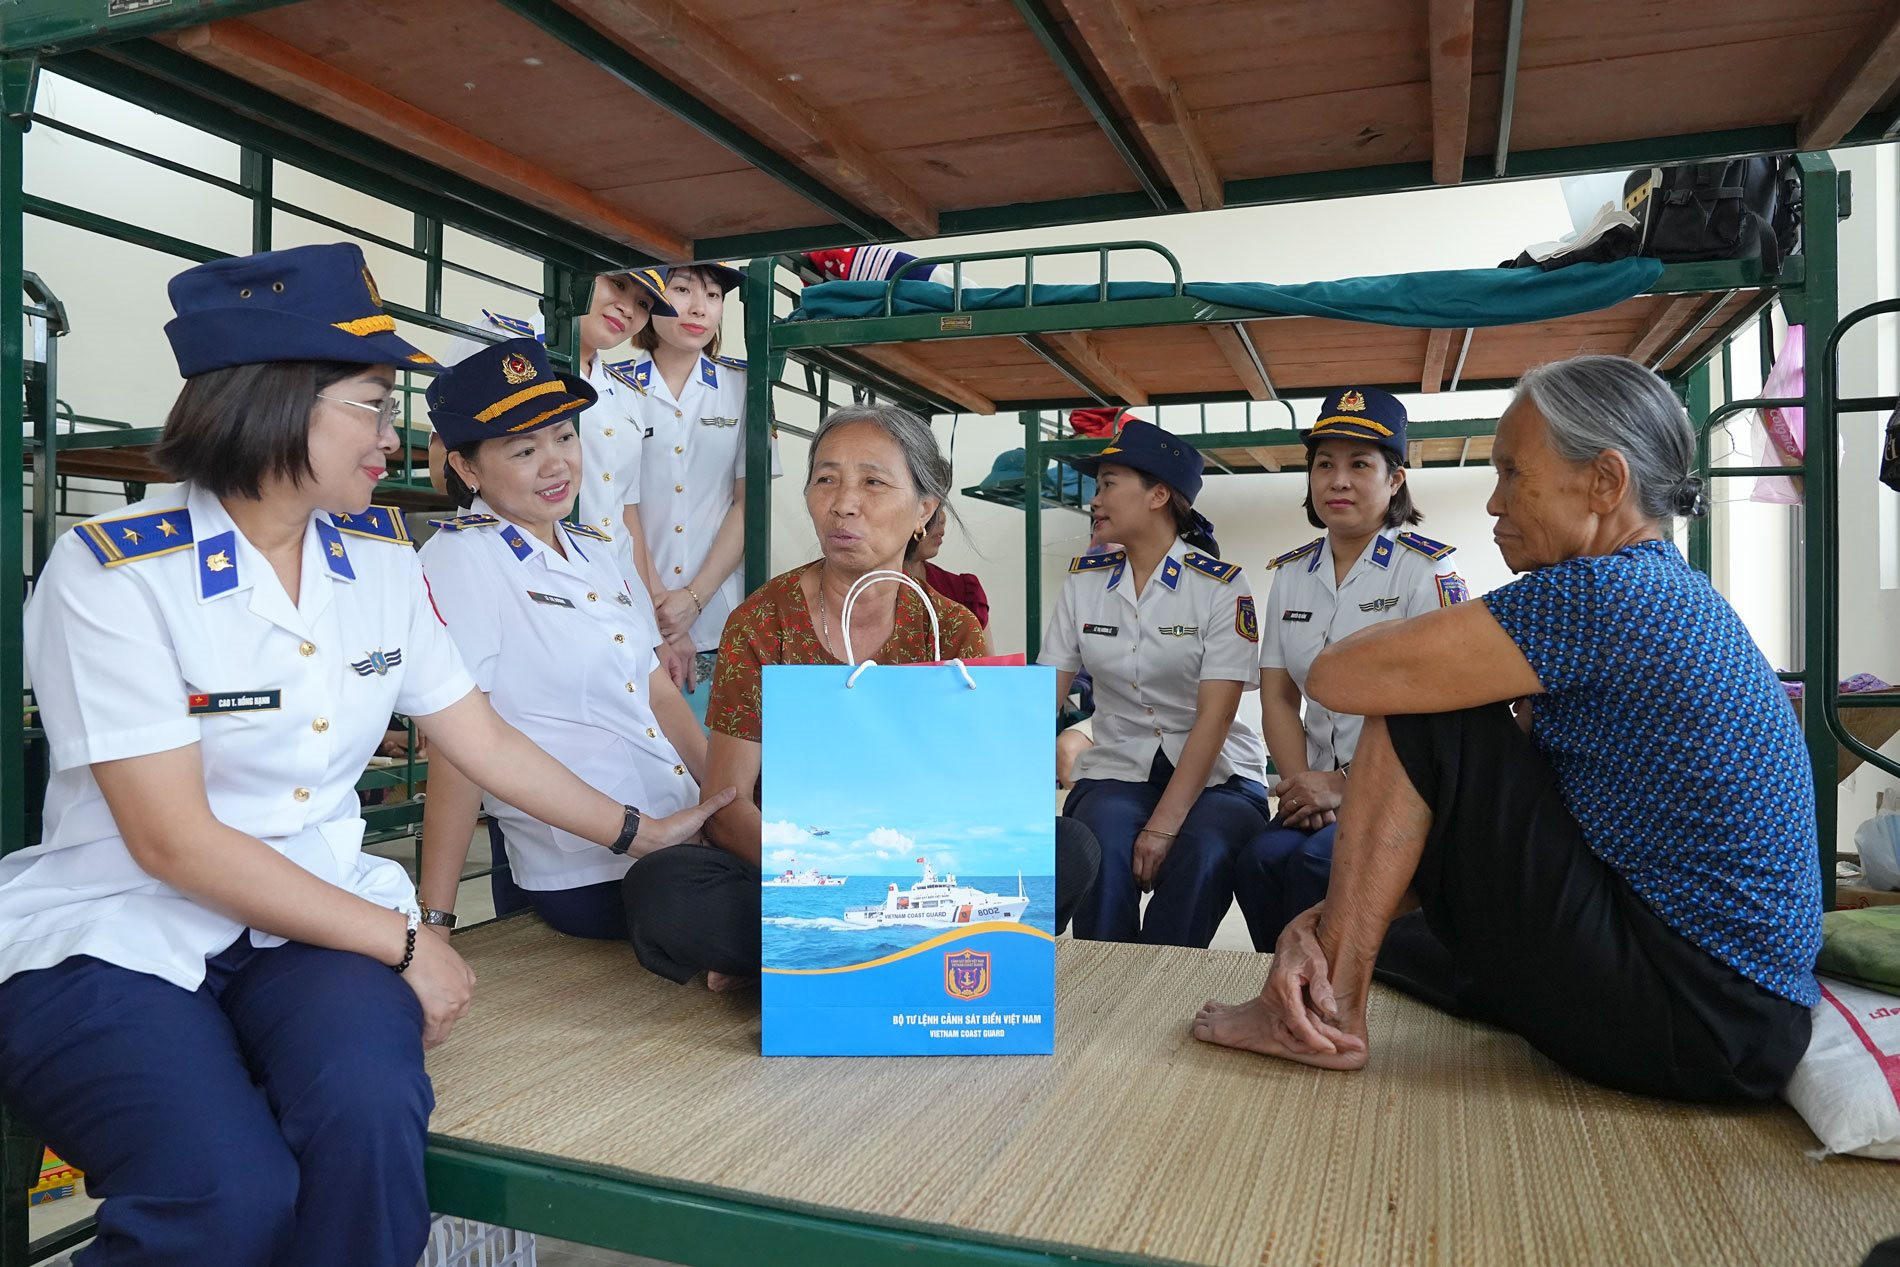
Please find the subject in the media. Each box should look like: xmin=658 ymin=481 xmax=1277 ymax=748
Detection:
xmin=426 ymin=337 xmax=596 ymax=449
xmin=1306 ymin=385 xmax=1408 ymax=462
xmin=1060 ymin=417 xmax=1205 ymax=504
xmin=164 ymin=243 xmax=435 ymax=378
xmin=665 ymin=261 xmax=747 ymax=294
xmin=613 ymin=266 xmax=677 ymax=317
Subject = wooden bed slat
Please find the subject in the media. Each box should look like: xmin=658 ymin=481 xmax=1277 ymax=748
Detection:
xmin=173 ymin=19 xmax=690 ymax=259
xmin=1205 ymin=325 xmax=1273 ymax=400
xmin=1799 ymin=0 xmax=1900 ymax=147
xmin=1428 ymin=0 xmax=1477 ymax=183
xmin=855 ymin=346 xmax=997 ymax=415
xmin=1055 ymin=0 xmax=1223 ymax=210
xmin=558 ymin=0 xmax=939 ymax=238
xmin=1042 ymin=331 xmax=1149 ymax=405
xmin=1627 ymin=295 xmax=1713 ymax=367
xmin=1420 ymin=327 xmax=1456 ymax=393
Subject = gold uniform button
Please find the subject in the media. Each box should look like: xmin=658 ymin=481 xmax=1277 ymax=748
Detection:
xmin=673 ymin=764 xmax=685 ymax=775
xmin=646 ymin=727 xmax=658 ymax=738
xmin=298 ymin=641 xmax=316 ymax=657
xmin=293 ymin=787 xmax=311 ymax=802
xmin=673 ymin=445 xmax=684 ymax=454
xmin=673 ymin=409 xmax=683 ymax=418
xmin=312 ymin=718 xmax=330 ymax=733
xmin=674 ymin=524 xmax=684 ymax=534
xmin=625 ymin=681 xmax=637 ymax=693
xmin=586 ymin=592 xmax=598 ymax=602
xmin=614 ymin=633 xmax=626 ymax=644
xmin=1153 ymin=727 xmax=1163 ymax=737
xmin=673 ymin=565 xmax=683 ymax=575
xmin=603 ymin=427 xmax=615 ymax=436
xmin=674 ymin=483 xmax=684 ymax=493
xmin=602 ymin=472 xmax=612 ymax=482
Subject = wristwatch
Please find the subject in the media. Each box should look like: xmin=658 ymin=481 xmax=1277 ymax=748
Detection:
xmin=419 ymin=904 xmax=456 ymax=929
xmin=609 ymin=804 xmax=641 ymax=855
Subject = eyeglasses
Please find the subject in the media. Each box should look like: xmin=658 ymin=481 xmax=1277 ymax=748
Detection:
xmin=318 ymin=393 xmax=402 ymax=430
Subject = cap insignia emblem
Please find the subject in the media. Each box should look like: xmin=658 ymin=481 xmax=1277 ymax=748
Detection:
xmin=501 ymin=353 xmax=537 ymax=385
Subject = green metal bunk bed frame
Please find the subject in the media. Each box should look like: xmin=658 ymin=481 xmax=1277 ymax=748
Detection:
xmin=3 ymin=23 xmax=1898 ymax=1267
xmin=737 ymin=152 xmax=1899 ymax=914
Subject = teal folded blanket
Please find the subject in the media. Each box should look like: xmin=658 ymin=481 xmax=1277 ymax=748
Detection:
xmin=788 ymin=258 xmax=1667 ymax=330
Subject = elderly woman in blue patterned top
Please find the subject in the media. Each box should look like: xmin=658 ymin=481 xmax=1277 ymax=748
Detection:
xmin=1194 ymin=355 xmax=1820 ymax=1103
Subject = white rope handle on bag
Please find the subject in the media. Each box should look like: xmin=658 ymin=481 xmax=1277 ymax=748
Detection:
xmin=836 ymin=568 xmax=977 ymax=690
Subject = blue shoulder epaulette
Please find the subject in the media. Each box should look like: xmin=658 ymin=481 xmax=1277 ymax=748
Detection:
xmin=481 ymin=309 xmax=538 ymax=340
xmin=1070 ymin=549 xmax=1125 ymax=573
xmin=563 ymin=521 xmax=612 ymax=542
xmin=1396 ymin=531 xmax=1455 ymax=561
xmin=73 ymin=508 xmax=193 ymax=567
xmin=603 ymin=357 xmax=648 ymax=395
xmin=1182 ymin=551 xmax=1240 ymax=584
xmin=426 ymin=513 xmax=500 ymax=533
xmin=329 ymin=507 xmax=411 ymax=545
xmin=712 ymin=354 xmax=747 ymax=371
xmin=1268 ymin=538 xmax=1323 ymax=570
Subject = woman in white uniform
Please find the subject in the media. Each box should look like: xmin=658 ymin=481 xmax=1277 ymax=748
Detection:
xmin=438 ymin=269 xmax=676 ymax=604
xmin=415 ymin=338 xmax=707 ymax=941
xmin=1038 ymin=419 xmax=1270 ymax=947
xmin=622 ymin=263 xmax=781 ymax=717
xmin=1233 ymin=386 xmax=1467 ymax=950
xmin=0 ymin=245 xmax=730 ymax=1267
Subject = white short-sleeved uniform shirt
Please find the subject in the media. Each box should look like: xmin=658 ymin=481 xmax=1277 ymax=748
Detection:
xmin=622 ymin=351 xmax=781 ymax=651
xmin=444 ymin=312 xmax=654 ymax=621
xmin=417 ymin=500 xmax=698 ymax=890
xmin=1259 ymin=529 xmax=1468 ymax=770
xmin=0 ymin=486 xmax=474 ymax=991
xmin=1039 ymin=539 xmax=1268 ymax=787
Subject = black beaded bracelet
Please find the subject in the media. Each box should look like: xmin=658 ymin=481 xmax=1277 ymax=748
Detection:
xmin=392 ymin=921 xmax=417 ymax=975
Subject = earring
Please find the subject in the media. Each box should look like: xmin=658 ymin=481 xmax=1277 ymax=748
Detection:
xmin=912 ymin=526 xmax=926 ymax=543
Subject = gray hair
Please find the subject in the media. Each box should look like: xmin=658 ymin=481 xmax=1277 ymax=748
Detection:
xmin=807 ymin=404 xmax=956 ymax=519
xmin=1513 ymin=355 xmax=1708 ymax=519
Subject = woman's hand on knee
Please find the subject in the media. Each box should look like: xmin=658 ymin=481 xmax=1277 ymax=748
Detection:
xmin=404 ymin=929 xmax=477 ymax=1050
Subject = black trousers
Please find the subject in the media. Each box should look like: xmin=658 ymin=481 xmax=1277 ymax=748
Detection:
xmin=623 ymin=817 xmax=1103 ymax=984
xmin=1373 ymin=704 xmax=1811 ymax=1103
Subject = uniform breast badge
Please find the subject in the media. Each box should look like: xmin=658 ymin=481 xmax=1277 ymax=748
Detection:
xmin=350 ymin=648 xmax=404 ymax=677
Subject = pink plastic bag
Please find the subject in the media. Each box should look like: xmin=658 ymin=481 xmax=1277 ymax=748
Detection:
xmin=1751 ymin=326 xmax=1806 ymax=505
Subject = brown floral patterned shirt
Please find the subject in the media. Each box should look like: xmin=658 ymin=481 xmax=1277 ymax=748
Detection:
xmin=708 ymin=563 xmax=986 ymax=742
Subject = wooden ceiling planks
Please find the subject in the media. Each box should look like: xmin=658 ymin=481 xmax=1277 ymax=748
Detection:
xmin=156 ymin=0 xmax=1900 ymax=256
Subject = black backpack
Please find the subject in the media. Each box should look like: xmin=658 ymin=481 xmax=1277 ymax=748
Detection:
xmin=1624 ymin=157 xmax=1802 ymax=274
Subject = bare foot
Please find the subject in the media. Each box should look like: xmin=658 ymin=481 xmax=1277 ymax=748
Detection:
xmin=1190 ymin=993 xmax=1369 ymax=1070
xmin=705 ymin=971 xmax=755 ymax=993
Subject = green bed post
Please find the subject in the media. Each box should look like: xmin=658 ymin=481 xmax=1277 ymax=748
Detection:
xmin=1 ymin=55 xmax=37 ymax=1267
xmin=743 ymin=257 xmax=775 ymax=591
xmin=1793 ymin=151 xmax=1840 ymax=909
xmin=1022 ymin=411 xmax=1042 ymax=662
xmin=1685 ymin=361 xmax=1713 ymax=576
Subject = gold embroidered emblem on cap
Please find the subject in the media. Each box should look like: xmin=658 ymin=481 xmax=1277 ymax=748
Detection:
xmin=501 ymin=353 xmax=536 ymax=386
xmin=362 ymin=267 xmax=383 ymax=308
xmin=1338 ymin=389 xmax=1367 ymax=412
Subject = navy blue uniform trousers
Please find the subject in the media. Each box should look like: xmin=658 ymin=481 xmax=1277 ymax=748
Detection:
xmin=0 ymin=936 xmax=432 ymax=1267
xmin=489 ymin=819 xmax=627 ymax=940
xmin=1065 ymin=750 xmax=1269 ymax=947
xmin=1233 ymin=820 xmax=1337 ymax=951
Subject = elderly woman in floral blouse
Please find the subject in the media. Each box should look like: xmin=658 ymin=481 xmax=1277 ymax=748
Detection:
xmin=621 ymin=404 xmax=1097 ymax=989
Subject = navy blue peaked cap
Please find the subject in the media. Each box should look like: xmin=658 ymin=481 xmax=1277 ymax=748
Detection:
xmin=164 ymin=243 xmax=433 ymax=377
xmin=426 ymin=337 xmax=596 ymax=448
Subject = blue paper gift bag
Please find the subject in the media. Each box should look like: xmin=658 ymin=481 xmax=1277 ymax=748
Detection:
xmin=760 ymin=574 xmax=1055 ymax=1057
